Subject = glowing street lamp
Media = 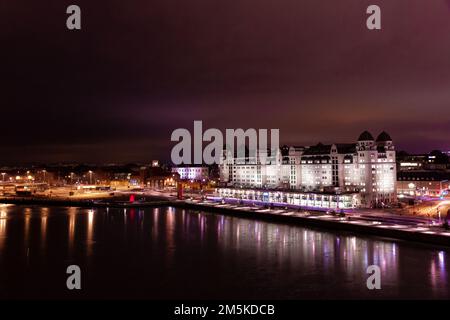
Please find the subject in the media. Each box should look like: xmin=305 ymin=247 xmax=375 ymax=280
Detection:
xmin=1 ymin=173 xmax=5 ymax=182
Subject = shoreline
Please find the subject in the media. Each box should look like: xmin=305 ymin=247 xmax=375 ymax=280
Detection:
xmin=178 ymin=201 xmax=450 ymax=247
xmin=1 ymin=196 xmax=449 ymax=247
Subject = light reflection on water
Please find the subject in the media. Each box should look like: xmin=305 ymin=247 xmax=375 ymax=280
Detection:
xmin=0 ymin=204 xmax=448 ymax=299
xmin=87 ymin=209 xmax=94 ymax=257
xmin=40 ymin=208 xmax=48 ymax=251
xmin=0 ymin=208 xmax=7 ymax=251
xmin=68 ymin=207 xmax=76 ymax=258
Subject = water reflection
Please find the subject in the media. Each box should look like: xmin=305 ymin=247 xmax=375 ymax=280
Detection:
xmin=179 ymin=211 xmax=410 ymax=293
xmin=87 ymin=209 xmax=94 ymax=257
xmin=0 ymin=205 xmax=448 ymax=299
xmin=152 ymin=208 xmax=159 ymax=241
xmin=165 ymin=207 xmax=176 ymax=265
xmin=24 ymin=208 xmax=31 ymax=262
xmin=0 ymin=208 xmax=7 ymax=252
xmin=40 ymin=208 xmax=48 ymax=251
xmin=430 ymin=250 xmax=448 ymax=295
xmin=24 ymin=208 xmax=31 ymax=246
xmin=67 ymin=207 xmax=77 ymax=258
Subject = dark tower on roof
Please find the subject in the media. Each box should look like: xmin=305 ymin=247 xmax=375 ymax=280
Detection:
xmin=376 ymin=131 xmax=392 ymax=142
xmin=358 ymin=131 xmax=374 ymax=141
xmin=375 ymin=131 xmax=394 ymax=152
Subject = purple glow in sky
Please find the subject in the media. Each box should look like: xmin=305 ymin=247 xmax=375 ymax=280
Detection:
xmin=1 ymin=0 xmax=450 ymax=163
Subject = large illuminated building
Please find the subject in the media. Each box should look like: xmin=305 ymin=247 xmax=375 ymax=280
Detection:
xmin=218 ymin=131 xmax=397 ymax=208
xmin=172 ymin=165 xmax=209 ymax=181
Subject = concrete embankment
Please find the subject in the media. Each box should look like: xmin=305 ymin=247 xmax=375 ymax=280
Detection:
xmin=176 ymin=201 xmax=450 ymax=247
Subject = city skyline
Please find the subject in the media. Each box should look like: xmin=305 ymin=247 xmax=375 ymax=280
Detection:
xmin=0 ymin=129 xmax=447 ymax=166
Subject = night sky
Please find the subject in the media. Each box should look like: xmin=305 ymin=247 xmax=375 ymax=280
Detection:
xmin=2 ymin=0 xmax=450 ymax=164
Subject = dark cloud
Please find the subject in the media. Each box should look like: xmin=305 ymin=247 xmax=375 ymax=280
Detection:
xmin=1 ymin=0 xmax=450 ymax=164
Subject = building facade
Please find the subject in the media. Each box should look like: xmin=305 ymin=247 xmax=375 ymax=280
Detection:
xmin=216 ymin=188 xmax=361 ymax=209
xmin=219 ymin=131 xmax=397 ymax=208
xmin=397 ymin=171 xmax=450 ymax=197
xmin=396 ymin=150 xmax=449 ymax=197
xmin=172 ymin=166 xmax=209 ymax=181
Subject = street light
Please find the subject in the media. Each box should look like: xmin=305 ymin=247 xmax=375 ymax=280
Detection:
xmin=42 ymin=170 xmax=47 ymax=183
xmin=88 ymin=170 xmax=93 ymax=185
xmin=1 ymin=173 xmax=5 ymax=182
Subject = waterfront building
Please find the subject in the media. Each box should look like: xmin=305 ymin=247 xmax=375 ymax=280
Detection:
xmin=218 ymin=131 xmax=397 ymax=208
xmin=396 ymin=150 xmax=449 ymax=197
xmin=397 ymin=171 xmax=450 ymax=197
xmin=216 ymin=187 xmax=361 ymax=209
xmin=172 ymin=165 xmax=209 ymax=181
